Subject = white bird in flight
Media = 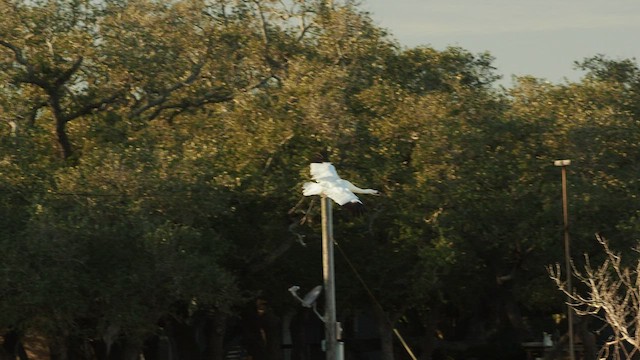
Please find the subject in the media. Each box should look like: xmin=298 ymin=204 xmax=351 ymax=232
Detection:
xmin=302 ymin=162 xmax=378 ymax=212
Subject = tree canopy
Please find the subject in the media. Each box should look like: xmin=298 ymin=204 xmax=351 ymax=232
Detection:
xmin=2 ymin=1 xmax=640 ymax=360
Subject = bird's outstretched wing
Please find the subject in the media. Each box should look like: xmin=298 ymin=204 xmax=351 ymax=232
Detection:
xmin=310 ymin=162 xmax=339 ymax=182
xmin=302 ymin=182 xmax=323 ymax=196
xmin=322 ymin=184 xmax=361 ymax=206
xmin=303 ymin=161 xmax=377 ymax=215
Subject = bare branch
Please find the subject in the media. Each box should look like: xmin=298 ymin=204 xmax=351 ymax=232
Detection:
xmin=550 ymin=235 xmax=640 ymax=359
xmin=252 ymin=0 xmax=270 ymax=48
xmin=64 ymin=91 xmax=122 ymax=123
xmin=54 ymin=56 xmax=84 ymax=88
xmin=128 ymin=61 xmax=206 ymax=120
xmin=0 ymin=39 xmax=31 ymax=68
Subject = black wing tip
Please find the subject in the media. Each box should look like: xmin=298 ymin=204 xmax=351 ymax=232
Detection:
xmin=343 ymin=201 xmax=366 ymax=216
xmin=310 ymin=149 xmax=330 ymax=163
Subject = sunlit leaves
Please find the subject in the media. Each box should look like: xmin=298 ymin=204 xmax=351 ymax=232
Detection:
xmin=2 ymin=0 xmax=640 ymax=357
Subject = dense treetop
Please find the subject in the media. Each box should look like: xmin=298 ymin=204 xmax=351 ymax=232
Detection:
xmin=1 ymin=1 xmax=639 ymax=359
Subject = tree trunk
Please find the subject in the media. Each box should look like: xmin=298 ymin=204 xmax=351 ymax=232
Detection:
xmin=49 ymin=335 xmax=68 ymax=360
xmin=576 ymin=316 xmax=597 ymax=360
xmin=55 ymin=118 xmax=73 ymax=160
xmin=48 ymin=89 xmax=73 ymax=160
xmin=205 ymin=311 xmax=227 ymax=360
xmin=373 ymin=306 xmax=396 ymax=360
xmin=419 ymin=305 xmax=442 ymax=360
xmin=119 ymin=342 xmax=141 ymax=360
xmin=502 ymin=289 xmax=529 ymax=341
xmin=1 ymin=331 xmax=29 ymax=360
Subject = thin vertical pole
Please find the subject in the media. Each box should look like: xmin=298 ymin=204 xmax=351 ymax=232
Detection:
xmin=321 ymin=196 xmax=337 ymax=360
xmin=560 ymin=165 xmax=575 ymax=360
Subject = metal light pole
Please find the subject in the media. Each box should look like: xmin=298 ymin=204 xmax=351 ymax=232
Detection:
xmin=321 ymin=195 xmax=338 ymax=360
xmin=554 ymin=159 xmax=575 ymax=360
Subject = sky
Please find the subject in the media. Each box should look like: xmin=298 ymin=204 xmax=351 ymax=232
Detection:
xmin=361 ymin=0 xmax=640 ymax=87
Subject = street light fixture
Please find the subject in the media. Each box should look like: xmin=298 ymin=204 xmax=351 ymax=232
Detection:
xmin=288 ymin=282 xmax=344 ymax=360
xmin=288 ymin=285 xmax=325 ymax=321
xmin=554 ymin=159 xmax=575 ymax=360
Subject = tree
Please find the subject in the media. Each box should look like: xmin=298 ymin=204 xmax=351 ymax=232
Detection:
xmin=0 ymin=0 xmax=122 ymax=159
xmin=550 ymin=235 xmax=640 ymax=360
xmin=0 ymin=0 xmax=296 ymax=159
xmin=1 ymin=136 xmax=241 ymax=359
xmin=506 ymin=69 xmax=640 ymax=358
xmin=4 ymin=0 xmax=640 ymax=359
xmin=385 ymin=46 xmax=500 ymax=95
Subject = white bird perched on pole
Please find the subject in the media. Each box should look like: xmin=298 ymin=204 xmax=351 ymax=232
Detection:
xmin=302 ymin=161 xmax=379 ymax=213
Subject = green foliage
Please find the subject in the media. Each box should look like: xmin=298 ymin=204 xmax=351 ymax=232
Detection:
xmin=2 ymin=1 xmax=640 ymax=359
